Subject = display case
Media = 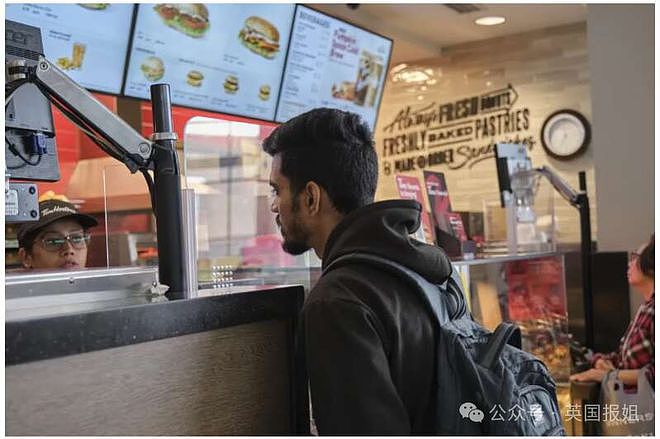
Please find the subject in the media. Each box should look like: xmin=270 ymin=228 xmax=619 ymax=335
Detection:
xmin=453 ymin=252 xmax=571 ymax=430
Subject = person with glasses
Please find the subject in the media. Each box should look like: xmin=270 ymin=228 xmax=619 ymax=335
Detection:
xmin=571 ymin=234 xmax=655 ymax=388
xmin=17 ymin=192 xmax=98 ymax=270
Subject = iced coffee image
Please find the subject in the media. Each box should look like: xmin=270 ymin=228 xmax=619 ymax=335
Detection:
xmin=354 ymin=50 xmax=384 ymax=107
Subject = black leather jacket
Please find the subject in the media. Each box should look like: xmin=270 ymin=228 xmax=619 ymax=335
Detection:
xmin=303 ymin=199 xmax=452 ymax=435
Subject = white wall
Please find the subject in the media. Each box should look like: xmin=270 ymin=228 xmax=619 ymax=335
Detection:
xmin=586 ymin=5 xmax=654 ymax=313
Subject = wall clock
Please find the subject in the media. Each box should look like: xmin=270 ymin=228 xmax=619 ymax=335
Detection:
xmin=540 ymin=109 xmax=591 ymax=160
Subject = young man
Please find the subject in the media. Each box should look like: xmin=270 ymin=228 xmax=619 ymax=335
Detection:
xmin=17 ymin=194 xmax=98 ymax=270
xmin=263 ymin=108 xmax=453 ymax=434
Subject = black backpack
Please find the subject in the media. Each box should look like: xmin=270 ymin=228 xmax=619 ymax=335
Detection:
xmin=324 ymin=252 xmax=566 ymax=436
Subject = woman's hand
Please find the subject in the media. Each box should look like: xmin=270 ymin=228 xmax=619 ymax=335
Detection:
xmin=594 ymin=358 xmax=615 ymax=370
xmin=570 ymin=368 xmax=608 ymax=383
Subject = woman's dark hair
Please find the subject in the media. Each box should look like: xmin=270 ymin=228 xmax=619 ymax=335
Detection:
xmin=639 ymin=234 xmax=654 ymax=278
xmin=262 ymin=108 xmax=378 ymax=214
xmin=20 ymin=230 xmax=38 ymax=252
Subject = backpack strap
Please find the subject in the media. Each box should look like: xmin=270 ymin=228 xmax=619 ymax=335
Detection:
xmin=323 ymin=252 xmax=466 ymax=324
xmin=478 ymin=322 xmax=522 ymax=370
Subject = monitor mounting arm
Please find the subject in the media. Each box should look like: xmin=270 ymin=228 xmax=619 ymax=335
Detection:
xmin=515 ymin=165 xmax=594 ymax=349
xmin=7 ymin=56 xmax=186 ymax=299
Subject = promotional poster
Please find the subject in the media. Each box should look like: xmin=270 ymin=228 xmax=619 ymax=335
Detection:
xmin=395 ymin=174 xmax=435 ymax=244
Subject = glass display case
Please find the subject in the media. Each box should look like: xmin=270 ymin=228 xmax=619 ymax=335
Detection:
xmin=453 ymin=253 xmax=571 ymax=430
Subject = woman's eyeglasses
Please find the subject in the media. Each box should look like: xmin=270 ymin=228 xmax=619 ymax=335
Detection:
xmin=630 ymin=251 xmax=641 ymax=262
xmin=40 ymin=232 xmax=90 ymax=252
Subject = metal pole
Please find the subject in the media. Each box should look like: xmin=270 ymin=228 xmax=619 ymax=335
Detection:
xmin=577 ymin=171 xmax=594 ymax=348
xmin=150 ymin=84 xmax=185 ymax=299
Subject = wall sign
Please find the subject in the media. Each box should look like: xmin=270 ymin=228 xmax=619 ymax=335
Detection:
xmin=380 ymin=84 xmax=537 ymax=175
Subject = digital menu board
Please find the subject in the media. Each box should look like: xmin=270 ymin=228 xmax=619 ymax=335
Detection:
xmin=124 ymin=3 xmax=295 ymax=121
xmin=276 ymin=6 xmax=392 ymax=130
xmin=5 ymin=3 xmax=134 ymax=95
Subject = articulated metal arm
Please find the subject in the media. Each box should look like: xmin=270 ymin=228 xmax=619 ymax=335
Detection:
xmin=12 ymin=56 xmax=154 ymax=173
xmin=7 ymin=56 xmax=186 ymax=299
xmin=534 ymin=165 xmax=581 ymax=207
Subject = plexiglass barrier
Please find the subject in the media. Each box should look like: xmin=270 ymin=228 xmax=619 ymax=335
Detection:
xmin=183 ymin=116 xmax=319 ymax=292
xmin=99 ymin=162 xmax=155 ymax=268
xmin=482 ymin=172 xmax=557 ymax=255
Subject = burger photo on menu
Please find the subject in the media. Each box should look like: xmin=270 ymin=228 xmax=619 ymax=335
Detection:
xmin=141 ymin=56 xmax=165 ymax=82
xmin=224 ymin=75 xmax=239 ymax=94
xmin=238 ymin=16 xmax=280 ymax=59
xmin=186 ymin=70 xmax=204 ymax=87
xmin=258 ymin=84 xmax=271 ymax=101
xmin=153 ymin=4 xmax=210 ymax=38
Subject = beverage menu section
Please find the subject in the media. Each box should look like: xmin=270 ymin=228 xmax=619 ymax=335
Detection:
xmin=276 ymin=6 xmax=392 ymax=130
xmin=124 ymin=3 xmax=295 ymax=120
xmin=5 ymin=3 xmax=134 ymax=94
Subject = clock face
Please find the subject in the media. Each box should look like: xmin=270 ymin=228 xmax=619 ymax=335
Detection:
xmin=541 ymin=110 xmax=590 ymax=160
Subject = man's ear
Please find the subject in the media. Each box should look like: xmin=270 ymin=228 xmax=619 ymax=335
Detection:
xmin=303 ymin=181 xmax=322 ymax=215
xmin=18 ymin=248 xmax=32 ymax=269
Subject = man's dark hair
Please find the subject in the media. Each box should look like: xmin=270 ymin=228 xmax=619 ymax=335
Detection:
xmin=262 ymin=108 xmax=378 ymax=214
xmin=639 ymin=234 xmax=654 ymax=278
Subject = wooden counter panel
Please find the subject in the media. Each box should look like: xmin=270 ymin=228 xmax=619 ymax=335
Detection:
xmin=6 ymin=319 xmax=292 ymax=435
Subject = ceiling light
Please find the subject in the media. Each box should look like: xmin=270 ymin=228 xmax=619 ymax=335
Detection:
xmin=390 ymin=63 xmax=408 ymax=74
xmin=392 ymin=69 xmax=433 ymax=83
xmin=475 ymin=16 xmax=506 ymax=26
xmin=417 ymin=95 xmax=424 ymax=101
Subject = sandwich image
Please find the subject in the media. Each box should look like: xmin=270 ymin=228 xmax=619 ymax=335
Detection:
xmin=141 ymin=56 xmax=165 ymax=82
xmin=186 ymin=70 xmax=204 ymax=87
xmin=153 ymin=4 xmax=210 ymax=38
xmin=238 ymin=16 xmax=280 ymax=59
xmin=78 ymin=4 xmax=109 ymax=10
xmin=224 ymin=75 xmax=239 ymax=94
xmin=258 ymin=84 xmax=271 ymax=101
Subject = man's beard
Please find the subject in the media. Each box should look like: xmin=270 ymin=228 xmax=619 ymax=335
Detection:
xmin=280 ymin=218 xmax=310 ymax=255
xmin=277 ymin=204 xmax=310 ymax=255
xmin=282 ymin=236 xmax=310 ymax=255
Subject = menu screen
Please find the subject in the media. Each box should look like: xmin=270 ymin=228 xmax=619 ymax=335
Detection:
xmin=124 ymin=3 xmax=295 ymax=120
xmin=276 ymin=6 xmax=392 ymax=130
xmin=5 ymin=3 xmax=134 ymax=94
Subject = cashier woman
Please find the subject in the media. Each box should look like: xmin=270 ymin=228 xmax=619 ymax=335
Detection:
xmin=17 ymin=192 xmax=98 ymax=270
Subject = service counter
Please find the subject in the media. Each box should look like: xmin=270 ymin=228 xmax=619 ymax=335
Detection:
xmin=5 ymin=268 xmax=309 ymax=436
xmin=6 ymin=250 xmax=579 ymax=435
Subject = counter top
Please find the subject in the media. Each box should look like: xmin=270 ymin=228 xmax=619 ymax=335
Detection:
xmin=451 ymin=251 xmax=559 ymax=266
xmin=6 ymin=284 xmax=304 ymax=366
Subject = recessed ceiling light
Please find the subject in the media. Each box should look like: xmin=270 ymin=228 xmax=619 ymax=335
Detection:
xmin=475 ymin=16 xmax=506 ymax=26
